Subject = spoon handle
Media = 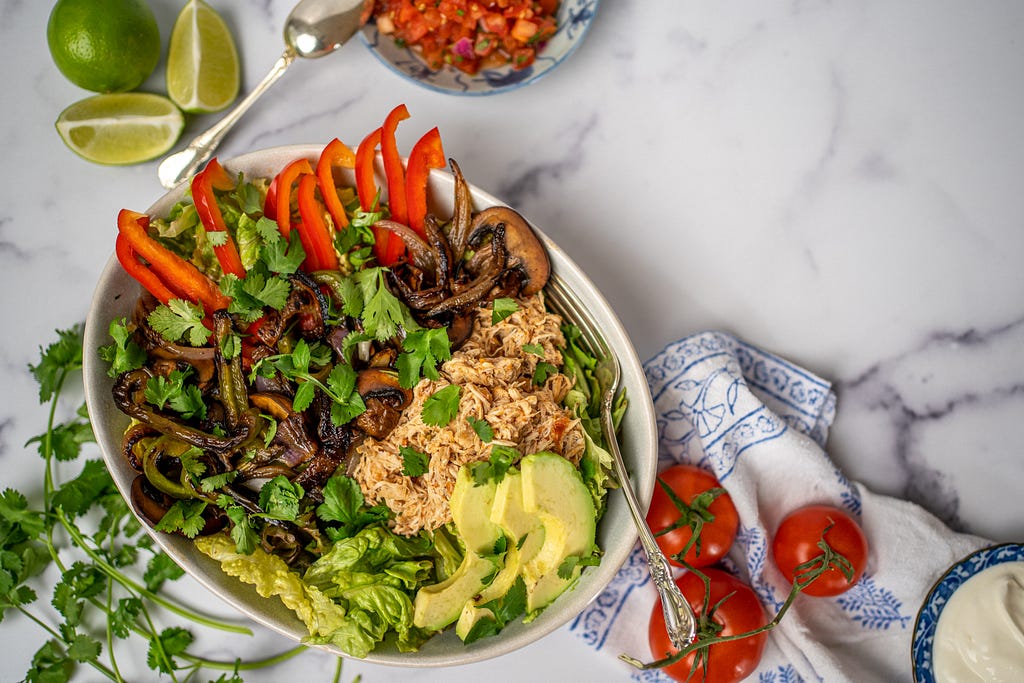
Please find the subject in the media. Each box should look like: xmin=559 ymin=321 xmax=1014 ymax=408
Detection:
xmin=158 ymin=48 xmax=297 ymax=189
xmin=600 ymin=396 xmax=698 ymax=650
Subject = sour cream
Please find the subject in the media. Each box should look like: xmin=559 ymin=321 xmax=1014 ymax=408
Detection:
xmin=933 ymin=561 xmax=1024 ymax=682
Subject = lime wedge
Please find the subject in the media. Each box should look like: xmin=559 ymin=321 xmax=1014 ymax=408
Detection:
xmin=55 ymin=93 xmax=185 ymax=165
xmin=166 ymin=0 xmax=240 ymax=114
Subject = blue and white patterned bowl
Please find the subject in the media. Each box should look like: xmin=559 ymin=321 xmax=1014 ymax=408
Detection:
xmin=359 ymin=0 xmax=599 ymax=95
xmin=911 ymin=542 xmax=1024 ymax=682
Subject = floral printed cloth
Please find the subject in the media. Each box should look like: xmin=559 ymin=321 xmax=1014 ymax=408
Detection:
xmin=569 ymin=331 xmax=987 ymax=682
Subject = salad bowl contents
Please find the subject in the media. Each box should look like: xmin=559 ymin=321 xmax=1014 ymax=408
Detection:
xmin=360 ymin=0 xmax=599 ymax=95
xmin=82 ymin=106 xmax=656 ymax=665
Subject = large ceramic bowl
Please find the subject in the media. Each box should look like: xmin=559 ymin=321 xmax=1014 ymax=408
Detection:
xmin=359 ymin=0 xmax=600 ymax=96
xmin=82 ymin=144 xmax=657 ymax=666
xmin=911 ymin=542 xmax=1024 ymax=682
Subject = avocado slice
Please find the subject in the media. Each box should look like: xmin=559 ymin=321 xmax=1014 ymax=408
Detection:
xmin=413 ymin=467 xmax=504 ymax=631
xmin=519 ymin=452 xmax=597 ymax=614
xmin=450 ymin=466 xmax=503 ymax=555
xmin=413 ymin=551 xmax=499 ymax=631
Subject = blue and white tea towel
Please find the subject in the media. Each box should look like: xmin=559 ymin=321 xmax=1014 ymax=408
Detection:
xmin=569 ymin=331 xmax=987 ymax=682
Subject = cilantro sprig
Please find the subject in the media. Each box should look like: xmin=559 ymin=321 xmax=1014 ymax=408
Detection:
xmin=9 ymin=325 xmax=325 ymax=682
xmin=249 ymin=339 xmax=366 ymax=425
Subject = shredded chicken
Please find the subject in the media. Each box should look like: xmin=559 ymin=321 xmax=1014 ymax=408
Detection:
xmin=350 ymin=293 xmax=584 ymax=535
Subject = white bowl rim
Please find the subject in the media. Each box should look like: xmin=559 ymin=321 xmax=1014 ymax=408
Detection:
xmin=82 ymin=142 xmax=657 ymax=667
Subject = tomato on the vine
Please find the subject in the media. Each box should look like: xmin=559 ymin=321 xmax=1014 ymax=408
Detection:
xmin=771 ymin=504 xmax=868 ymax=597
xmin=645 ymin=464 xmax=739 ymax=568
xmin=648 ymin=568 xmax=769 ymax=683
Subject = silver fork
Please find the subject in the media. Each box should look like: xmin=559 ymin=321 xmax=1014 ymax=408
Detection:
xmin=544 ymin=274 xmax=698 ymax=649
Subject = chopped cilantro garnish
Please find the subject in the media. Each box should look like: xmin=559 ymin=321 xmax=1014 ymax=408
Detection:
xmin=422 ymin=384 xmax=461 ymax=427
xmin=397 ymin=327 xmax=452 ymax=388
xmin=467 ymin=415 xmax=494 ymax=443
xmin=491 ymin=297 xmax=518 ymax=324
xmin=98 ymin=318 xmax=146 ymax=377
xmin=400 ymin=446 xmax=430 ymax=477
xmin=147 ymin=299 xmax=212 ymax=347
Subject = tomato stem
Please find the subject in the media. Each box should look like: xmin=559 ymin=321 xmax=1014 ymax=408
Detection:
xmin=621 ymin=531 xmax=854 ymax=674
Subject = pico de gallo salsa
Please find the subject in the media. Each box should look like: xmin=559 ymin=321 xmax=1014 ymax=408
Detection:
xmin=370 ymin=0 xmax=559 ymax=74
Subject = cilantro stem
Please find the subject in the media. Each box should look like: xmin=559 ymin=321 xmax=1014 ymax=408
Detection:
xmin=57 ymin=510 xmax=252 ymax=635
xmin=104 ymin=575 xmax=127 ymax=683
xmin=178 ymin=644 xmax=308 ymax=671
xmin=620 ymin=541 xmax=846 ymax=673
xmin=16 ymin=605 xmax=120 ymax=681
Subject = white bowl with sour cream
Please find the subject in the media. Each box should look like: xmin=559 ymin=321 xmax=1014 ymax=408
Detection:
xmin=912 ymin=543 xmax=1024 ymax=682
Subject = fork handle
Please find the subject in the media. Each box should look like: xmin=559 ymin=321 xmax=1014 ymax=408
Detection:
xmin=600 ymin=391 xmax=697 ymax=649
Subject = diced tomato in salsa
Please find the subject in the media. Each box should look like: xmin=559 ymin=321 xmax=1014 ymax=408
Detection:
xmin=371 ymin=0 xmax=559 ymax=74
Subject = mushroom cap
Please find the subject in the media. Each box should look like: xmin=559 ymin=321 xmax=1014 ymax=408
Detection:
xmin=468 ymin=206 xmax=550 ymax=296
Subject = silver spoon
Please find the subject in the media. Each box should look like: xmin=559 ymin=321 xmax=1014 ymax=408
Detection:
xmin=157 ymin=0 xmax=367 ymax=189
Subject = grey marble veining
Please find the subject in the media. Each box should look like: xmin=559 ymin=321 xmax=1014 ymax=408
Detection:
xmin=1 ymin=1 xmax=1022 ymax=681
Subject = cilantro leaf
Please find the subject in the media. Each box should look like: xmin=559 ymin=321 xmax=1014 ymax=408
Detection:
xmin=467 ymin=416 xmax=494 ymax=444
xmin=144 ymin=370 xmax=207 ymax=420
xmin=29 ymin=326 xmax=83 ymax=402
xmin=491 ymin=298 xmax=518 ymax=325
xmin=533 ymin=361 xmax=558 ymax=385
xmin=522 ymin=343 xmax=545 ymax=357
xmin=154 ymin=499 xmax=208 ymax=538
xmin=422 ymin=385 xmax=461 ymax=427
xmin=461 ymin=576 xmax=527 ymax=644
xmin=557 ymin=552 xmax=602 ymax=579
xmin=144 ymin=553 xmax=184 ymax=592
xmin=147 ymin=626 xmax=193 ymax=674
xmin=262 ymin=229 xmax=305 ymax=274
xmin=224 ymin=504 xmax=258 ymax=555
xmin=257 ymin=476 xmax=304 ymax=522
xmin=51 ymin=460 xmax=115 ymax=519
xmin=0 ymin=488 xmax=45 ymax=540
xmin=316 ymin=475 xmax=390 ymax=539
xmin=400 ymin=446 xmax=430 ymax=477
xmin=98 ymin=318 xmax=146 ymax=378
xmin=147 ymin=299 xmax=212 ymax=347
xmin=354 ymin=267 xmax=408 ymax=341
xmin=109 ymin=597 xmax=142 ymax=639
xmin=325 ymin=363 xmax=367 ymax=425
xmin=397 ymin=327 xmax=452 ymax=388
xmin=470 ymin=445 xmax=518 ymax=485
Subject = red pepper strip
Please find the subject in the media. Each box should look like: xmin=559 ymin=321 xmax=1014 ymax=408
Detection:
xmin=117 ymin=209 xmax=231 ymax=313
xmin=381 ymin=104 xmax=412 ymax=264
xmin=191 ymin=158 xmax=246 ymax=278
xmin=405 ymin=127 xmax=446 ymax=238
xmin=355 ymin=127 xmax=382 ymax=211
xmin=267 ymin=158 xmax=315 ymax=238
xmin=296 ymin=173 xmax=339 ymax=272
xmin=316 ymin=138 xmax=356 ymax=230
xmin=382 ymin=104 xmax=410 ymax=225
xmin=356 ymin=127 xmax=400 ymax=265
xmin=115 ymin=233 xmax=176 ymax=305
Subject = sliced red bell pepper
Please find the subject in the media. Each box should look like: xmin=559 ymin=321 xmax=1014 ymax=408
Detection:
xmin=116 ymin=209 xmax=231 ymax=314
xmin=266 ymin=158 xmax=315 ymax=238
xmin=115 ymin=233 xmax=176 ymax=305
xmin=381 ymin=104 xmax=412 ymax=265
xmin=316 ymin=138 xmax=356 ymax=230
xmin=296 ymin=173 xmax=339 ymax=272
xmin=355 ymin=127 xmax=382 ymax=211
xmin=381 ymin=104 xmax=410 ymax=225
xmin=191 ymin=158 xmax=246 ymax=278
xmin=405 ymin=127 xmax=446 ymax=238
xmin=356 ymin=127 xmax=399 ymax=265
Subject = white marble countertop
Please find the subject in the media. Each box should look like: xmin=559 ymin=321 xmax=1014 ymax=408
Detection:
xmin=2 ymin=1 xmax=1022 ymax=681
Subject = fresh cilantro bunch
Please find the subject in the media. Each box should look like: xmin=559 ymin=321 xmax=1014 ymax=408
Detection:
xmin=2 ymin=326 xmax=370 ymax=682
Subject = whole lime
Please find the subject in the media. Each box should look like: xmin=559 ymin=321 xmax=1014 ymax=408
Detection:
xmin=47 ymin=0 xmax=161 ymax=93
